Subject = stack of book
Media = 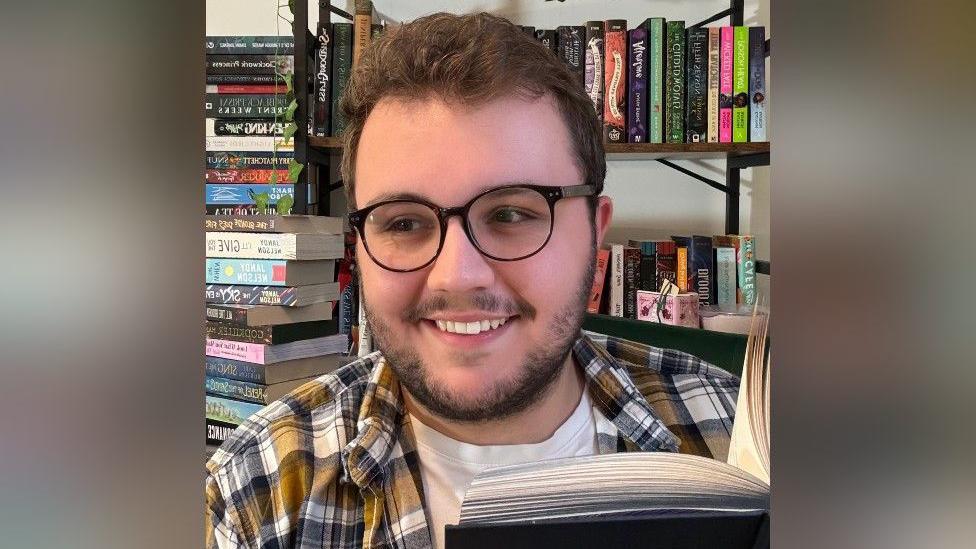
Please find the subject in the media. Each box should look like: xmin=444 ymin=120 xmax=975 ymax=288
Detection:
xmin=592 ymin=234 xmax=757 ymax=327
xmin=205 ymin=35 xmax=296 ymax=215
xmin=540 ymin=20 xmax=767 ymax=143
xmin=205 ymin=214 xmax=350 ymax=449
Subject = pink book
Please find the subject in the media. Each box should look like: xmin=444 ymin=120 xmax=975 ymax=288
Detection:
xmin=719 ymin=26 xmax=734 ymax=143
xmin=206 ymin=338 xmax=266 ymax=364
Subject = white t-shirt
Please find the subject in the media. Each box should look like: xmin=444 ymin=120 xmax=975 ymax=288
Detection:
xmin=407 ymin=391 xmax=599 ymax=549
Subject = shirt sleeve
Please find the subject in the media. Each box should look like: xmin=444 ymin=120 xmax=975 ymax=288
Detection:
xmin=206 ymin=472 xmax=244 ymax=549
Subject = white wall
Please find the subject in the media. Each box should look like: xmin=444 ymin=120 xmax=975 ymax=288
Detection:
xmin=207 ymin=0 xmax=771 ymax=297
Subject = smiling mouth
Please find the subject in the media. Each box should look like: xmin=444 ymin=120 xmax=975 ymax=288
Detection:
xmin=429 ymin=317 xmax=511 ymax=335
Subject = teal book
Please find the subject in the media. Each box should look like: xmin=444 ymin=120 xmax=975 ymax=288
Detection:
xmin=736 ymin=235 xmax=756 ymax=306
xmin=642 ymin=18 xmax=666 ymax=143
xmin=664 ymin=21 xmax=685 ymax=143
xmin=732 ymin=26 xmax=749 ymax=142
xmin=330 ymin=23 xmax=353 ymax=136
xmin=715 ymin=247 xmax=737 ymax=307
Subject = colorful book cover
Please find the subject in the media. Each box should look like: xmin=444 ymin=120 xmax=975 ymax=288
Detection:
xmin=204 ymin=258 xmax=326 ymax=286
xmin=206 ymin=375 xmax=269 ymax=405
xmin=206 ymin=151 xmax=293 ymax=170
xmin=692 ymin=235 xmax=714 ymax=306
xmin=587 ymin=248 xmax=611 ymax=313
xmin=584 ymin=21 xmax=605 ymax=124
xmin=664 ymin=21 xmax=685 ymax=143
xmin=636 ymin=290 xmax=700 ymax=328
xmin=685 ymin=27 xmax=709 ymax=143
xmin=719 ymin=27 xmax=734 ymax=142
xmin=205 ymin=169 xmax=289 ymax=184
xmin=736 ymin=235 xmax=756 ymax=305
xmin=714 ymin=247 xmax=736 ymax=307
xmin=204 ymin=184 xmax=294 ymax=205
xmin=206 ymin=393 xmax=263 ymax=426
xmin=654 ymin=240 xmax=677 ymax=289
xmin=645 ymin=18 xmax=666 ymax=143
xmin=609 ymin=243 xmax=624 ymax=317
xmin=627 ymin=27 xmax=648 ymax=143
xmin=749 ymin=26 xmax=767 ymax=142
xmin=707 ymin=27 xmax=721 ymax=142
xmin=330 ymin=22 xmax=353 ymax=136
xmin=732 ymin=26 xmax=749 ymax=142
xmin=622 ymin=247 xmax=642 ymax=319
xmin=603 ymin=20 xmax=628 ymax=143
xmin=557 ymin=26 xmax=586 ymax=88
xmin=676 ymin=245 xmax=689 ymax=292
xmin=205 ymin=284 xmax=332 ymax=307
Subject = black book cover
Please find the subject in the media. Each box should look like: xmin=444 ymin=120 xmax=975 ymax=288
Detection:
xmin=557 ymin=26 xmax=586 ymax=88
xmin=206 ymin=54 xmax=293 ymax=76
xmin=622 ymin=247 xmax=642 ymax=319
xmin=312 ymin=24 xmax=333 ymax=137
xmin=685 ymin=27 xmax=708 ymax=142
xmin=535 ymin=29 xmax=558 ymax=55
xmin=330 ymin=23 xmax=353 ymax=136
xmin=207 ymin=74 xmax=281 ymax=85
xmin=692 ymin=235 xmax=714 ymax=306
xmin=205 ymin=94 xmax=288 ymax=119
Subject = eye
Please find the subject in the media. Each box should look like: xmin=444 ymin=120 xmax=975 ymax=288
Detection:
xmin=383 ymin=217 xmax=427 ymax=233
xmin=489 ymin=208 xmax=536 ymax=224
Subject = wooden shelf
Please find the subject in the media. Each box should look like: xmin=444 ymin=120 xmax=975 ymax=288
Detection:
xmin=308 ymin=136 xmax=767 ymax=161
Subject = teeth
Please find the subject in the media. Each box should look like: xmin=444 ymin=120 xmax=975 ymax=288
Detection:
xmin=431 ymin=318 xmax=510 ymax=335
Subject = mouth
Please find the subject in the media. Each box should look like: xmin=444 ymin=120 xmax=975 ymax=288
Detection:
xmin=430 ymin=317 xmax=509 ymax=335
xmin=420 ymin=315 xmax=516 ymax=348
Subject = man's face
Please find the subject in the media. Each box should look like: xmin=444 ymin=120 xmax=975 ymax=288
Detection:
xmin=354 ymin=93 xmax=611 ymax=422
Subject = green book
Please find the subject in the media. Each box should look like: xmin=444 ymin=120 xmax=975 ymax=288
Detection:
xmin=665 ymin=21 xmax=685 ymax=143
xmin=732 ymin=26 xmax=749 ymax=142
xmin=330 ymin=23 xmax=353 ymax=137
xmin=642 ymin=18 xmax=666 ymax=143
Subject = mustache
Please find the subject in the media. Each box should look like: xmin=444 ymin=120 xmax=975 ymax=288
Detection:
xmin=402 ymin=292 xmax=537 ymax=323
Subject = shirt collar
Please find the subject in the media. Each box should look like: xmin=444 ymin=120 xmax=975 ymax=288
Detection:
xmin=341 ymin=333 xmax=681 ymax=489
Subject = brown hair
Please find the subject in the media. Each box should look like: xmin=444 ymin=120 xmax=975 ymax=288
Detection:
xmin=339 ymin=12 xmax=605 ymax=210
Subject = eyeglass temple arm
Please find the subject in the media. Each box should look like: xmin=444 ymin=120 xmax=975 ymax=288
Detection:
xmin=561 ymin=183 xmax=598 ymax=198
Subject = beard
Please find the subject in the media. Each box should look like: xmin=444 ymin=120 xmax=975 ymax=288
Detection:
xmin=362 ymin=246 xmax=596 ymax=423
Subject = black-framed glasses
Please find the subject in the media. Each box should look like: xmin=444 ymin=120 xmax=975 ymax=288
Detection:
xmin=348 ymin=183 xmax=597 ymax=272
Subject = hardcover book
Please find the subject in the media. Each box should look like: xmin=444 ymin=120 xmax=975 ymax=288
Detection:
xmin=556 ymin=26 xmax=586 ymax=88
xmin=719 ymin=27 xmax=734 ymax=142
xmin=587 ymin=248 xmax=611 ymax=314
xmin=205 ymin=283 xmax=340 ymax=307
xmin=205 ymin=135 xmax=293 ymax=152
xmin=352 ymin=0 xmax=372 ymax=69
xmin=608 ymin=243 xmax=624 ymax=317
xmin=204 ymin=184 xmax=294 ymax=206
xmin=664 ymin=21 xmax=686 ymax=143
xmin=205 ymin=232 xmax=344 ymax=260
xmin=603 ymin=20 xmax=628 ymax=143
xmin=205 ymin=84 xmax=288 ymax=94
xmin=622 ymin=246 xmax=642 ymax=319
xmin=206 ymin=394 xmax=263 ymax=443
xmin=205 ymin=169 xmax=289 ymax=184
xmin=204 ymin=214 xmax=343 ymax=234
xmin=205 ymin=334 xmax=349 ymax=365
xmin=685 ymin=27 xmax=709 ymax=143
xmin=627 ymin=239 xmax=657 ymax=291
xmin=204 ymin=94 xmax=287 ymax=119
xmin=732 ymin=26 xmax=749 ymax=142
xmin=627 ymin=27 xmax=648 ymax=143
xmin=312 ymin=23 xmax=332 ymax=137
xmin=206 ymin=36 xmax=295 ymax=55
xmin=713 ymin=237 xmax=738 ymax=307
xmin=205 ymin=54 xmax=293 ymax=75
xmin=671 ymin=236 xmax=692 ymax=292
xmin=205 ymin=301 xmax=335 ymax=326
xmin=735 ymin=235 xmax=756 ymax=305
xmin=205 ymin=319 xmax=337 ymax=345
xmin=330 ymin=23 xmax=353 ymax=136
xmin=207 ymin=118 xmax=285 ymax=137
xmin=205 ymin=258 xmax=337 ymax=286
xmin=643 ymin=18 xmax=666 ymax=143
xmin=584 ymin=21 xmax=605 ymax=124
xmin=535 ymin=29 xmax=558 ymax=55
xmin=654 ymin=240 xmax=677 ymax=289
xmin=207 ymin=74 xmax=282 ymax=85
xmin=707 ymin=27 xmax=721 ymax=142
xmin=205 ymin=354 xmax=349 ymax=385
xmin=692 ymin=235 xmax=714 ymax=306
xmin=206 ymin=151 xmax=293 ymax=170
xmin=749 ymin=27 xmax=767 ymax=142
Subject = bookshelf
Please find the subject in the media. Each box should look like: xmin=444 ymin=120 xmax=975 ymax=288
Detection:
xmin=291 ymin=0 xmax=770 ymax=272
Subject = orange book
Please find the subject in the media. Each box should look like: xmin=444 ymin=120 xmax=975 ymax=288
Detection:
xmin=588 ymin=248 xmax=611 ymax=313
xmin=676 ymin=246 xmax=688 ymax=292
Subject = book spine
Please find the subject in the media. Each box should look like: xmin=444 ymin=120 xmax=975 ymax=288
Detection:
xmin=206 ymin=356 xmax=269 ymax=384
xmin=206 ymin=394 xmax=263 ymax=426
xmin=207 ymin=74 xmax=281 ymax=85
xmin=749 ymin=26 xmax=767 ymax=142
xmin=622 ymin=247 xmax=642 ymax=319
xmin=715 ymin=247 xmax=736 ymax=307
xmin=627 ymin=28 xmax=648 ymax=143
xmin=205 ymin=232 xmax=297 ymax=259
xmin=206 ymin=418 xmax=237 ymax=445
xmin=205 ymin=135 xmax=293 ymax=152
xmin=676 ymin=246 xmax=688 ymax=292
xmin=204 ymin=184 xmax=294 ymax=206
xmin=206 ymin=320 xmax=332 ymax=345
xmin=312 ymin=24 xmax=332 ymax=137
xmin=655 ymin=241 xmax=677 ymax=289
xmin=206 ymin=375 xmax=270 ymax=405
xmin=732 ymin=26 xmax=749 ymax=142
xmin=206 ymin=258 xmax=293 ymax=286
xmin=205 ymin=94 xmax=288 ymax=119
xmin=205 ymin=54 xmax=293 ymax=75
xmin=719 ymin=27 xmax=734 ymax=142
xmin=205 ymin=169 xmax=289 ymax=184
xmin=205 ymin=84 xmax=288 ymax=94
xmin=206 ymin=304 xmax=249 ymax=324
xmin=207 ymin=119 xmax=285 ymax=137
xmin=707 ymin=27 xmax=721 ymax=143
xmin=330 ymin=23 xmax=353 ymax=136
xmin=664 ymin=21 xmax=685 ymax=143
xmin=206 ymin=151 xmax=293 ymax=170
xmin=557 ymin=26 xmax=586 ymax=89
xmin=609 ymin=244 xmax=624 ymax=317
xmin=632 ymin=241 xmax=656 ymax=291
xmin=205 ymin=284 xmax=302 ymax=306
xmin=536 ymin=29 xmax=558 ymax=55
xmin=584 ymin=21 xmax=605 ymax=125
xmin=685 ymin=28 xmax=708 ymax=143
xmin=736 ymin=235 xmax=756 ymax=305
xmin=352 ymin=1 xmax=372 ymax=68
xmin=206 ymin=36 xmax=295 ymax=55
xmin=692 ymin=235 xmax=714 ymax=306
xmin=603 ymin=20 xmax=628 ymax=143
xmin=587 ymin=248 xmax=611 ymax=314
xmin=648 ymin=18 xmax=665 ymax=143
xmin=206 ymin=205 xmax=268 ymax=216
xmin=206 ymin=338 xmax=267 ymax=364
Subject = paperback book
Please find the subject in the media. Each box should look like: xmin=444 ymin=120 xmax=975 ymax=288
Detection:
xmin=204 ymin=184 xmax=294 ymax=206
xmin=205 ymin=301 xmax=335 ymax=327
xmin=602 ymin=20 xmax=628 ymax=143
xmin=584 ymin=21 xmax=605 ymax=124
xmin=204 ymin=232 xmax=344 ymax=260
xmin=664 ymin=21 xmax=685 ymax=143
xmin=205 ymin=354 xmax=349 ymax=385
xmin=205 ymin=283 xmax=340 ymax=307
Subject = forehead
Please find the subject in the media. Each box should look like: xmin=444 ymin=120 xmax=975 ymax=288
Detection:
xmin=354 ymin=93 xmax=581 ymax=208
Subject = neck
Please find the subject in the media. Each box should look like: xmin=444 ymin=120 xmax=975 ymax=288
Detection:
xmin=402 ymin=354 xmax=586 ymax=446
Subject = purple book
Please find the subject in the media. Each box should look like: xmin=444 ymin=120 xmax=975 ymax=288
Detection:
xmin=627 ymin=27 xmax=649 ymax=143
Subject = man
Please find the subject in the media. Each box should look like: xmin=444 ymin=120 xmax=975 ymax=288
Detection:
xmin=206 ymin=12 xmax=738 ymax=549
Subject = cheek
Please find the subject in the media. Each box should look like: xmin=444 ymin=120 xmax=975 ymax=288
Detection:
xmin=358 ymin=248 xmax=425 ymax=314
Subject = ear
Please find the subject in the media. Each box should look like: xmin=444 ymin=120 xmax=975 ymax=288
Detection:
xmin=593 ymin=196 xmax=613 ymax=247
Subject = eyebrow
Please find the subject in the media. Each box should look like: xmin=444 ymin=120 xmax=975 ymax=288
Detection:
xmin=362 ymin=180 xmax=545 ymax=209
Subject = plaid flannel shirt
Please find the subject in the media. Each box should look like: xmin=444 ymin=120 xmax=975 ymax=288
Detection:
xmin=205 ymin=331 xmax=740 ymax=548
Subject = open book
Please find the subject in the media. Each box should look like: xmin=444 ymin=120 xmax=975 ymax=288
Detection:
xmin=445 ymin=307 xmax=771 ymax=548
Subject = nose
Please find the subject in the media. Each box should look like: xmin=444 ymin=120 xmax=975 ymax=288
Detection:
xmin=426 ymin=217 xmax=495 ymax=293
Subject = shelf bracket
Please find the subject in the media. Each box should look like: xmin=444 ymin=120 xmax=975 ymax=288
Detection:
xmin=656 ymin=159 xmax=732 ymax=194
xmin=727 ymin=152 xmax=770 ymax=169
xmin=690 ymin=8 xmax=731 ymax=29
